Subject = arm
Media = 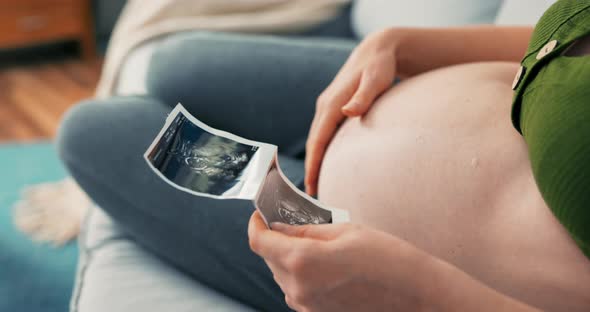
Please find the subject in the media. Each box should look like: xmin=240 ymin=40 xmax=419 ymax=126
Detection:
xmin=394 ymin=26 xmax=533 ymax=77
xmin=425 ymin=250 xmax=538 ymax=312
xmin=305 ymin=26 xmax=533 ymax=195
xmin=248 ymin=212 xmax=540 ymax=312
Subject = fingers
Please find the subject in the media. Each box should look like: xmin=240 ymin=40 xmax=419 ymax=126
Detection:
xmin=304 ymin=111 xmax=343 ymax=195
xmin=248 ymin=211 xmax=297 ymax=260
xmin=342 ymin=65 xmax=395 ymax=117
xmin=248 ymin=211 xmax=272 ymax=254
xmin=248 ymin=210 xmax=268 ymax=235
xmin=305 ymin=79 xmax=358 ymax=195
xmin=271 ymin=222 xmax=349 ymax=241
xmin=305 ymin=62 xmax=396 ymax=194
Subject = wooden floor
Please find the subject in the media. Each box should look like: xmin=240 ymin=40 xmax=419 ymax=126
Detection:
xmin=0 ymin=54 xmax=102 ymax=142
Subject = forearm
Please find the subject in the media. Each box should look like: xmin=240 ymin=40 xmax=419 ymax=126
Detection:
xmin=422 ymin=256 xmax=540 ymax=312
xmin=389 ymin=26 xmax=533 ymax=77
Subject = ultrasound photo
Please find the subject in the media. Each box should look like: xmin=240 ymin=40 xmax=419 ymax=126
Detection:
xmin=146 ymin=104 xmax=349 ymax=226
xmin=145 ymin=105 xmax=275 ymax=199
xmin=255 ymin=163 xmax=332 ymax=226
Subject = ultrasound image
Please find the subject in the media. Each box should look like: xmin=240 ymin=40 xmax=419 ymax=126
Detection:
xmin=255 ymin=164 xmax=332 ymax=226
xmin=146 ymin=113 xmax=258 ymax=196
xmin=145 ymin=104 xmax=345 ymax=226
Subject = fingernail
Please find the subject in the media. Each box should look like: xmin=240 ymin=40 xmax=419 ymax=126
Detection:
xmin=341 ymin=103 xmax=357 ymax=114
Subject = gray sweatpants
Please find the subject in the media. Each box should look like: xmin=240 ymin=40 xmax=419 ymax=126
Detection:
xmin=57 ymin=31 xmax=355 ymax=311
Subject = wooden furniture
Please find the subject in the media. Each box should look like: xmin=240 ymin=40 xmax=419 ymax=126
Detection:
xmin=0 ymin=0 xmax=96 ymax=60
xmin=0 ymin=58 xmax=103 ymax=141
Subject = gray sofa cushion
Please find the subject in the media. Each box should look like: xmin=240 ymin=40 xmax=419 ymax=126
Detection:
xmin=351 ymin=0 xmax=503 ymax=38
xmin=71 ymin=207 xmax=255 ymax=312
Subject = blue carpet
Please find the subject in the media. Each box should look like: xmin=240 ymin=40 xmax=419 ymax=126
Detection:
xmin=0 ymin=143 xmax=77 ymax=312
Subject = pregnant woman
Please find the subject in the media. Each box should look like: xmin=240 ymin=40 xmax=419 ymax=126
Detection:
xmin=58 ymin=1 xmax=590 ymax=311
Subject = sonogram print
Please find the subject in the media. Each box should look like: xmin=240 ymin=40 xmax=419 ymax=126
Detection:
xmin=255 ymin=164 xmax=332 ymax=226
xmin=146 ymin=113 xmax=258 ymax=196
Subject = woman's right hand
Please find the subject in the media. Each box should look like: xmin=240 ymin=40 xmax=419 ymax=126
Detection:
xmin=305 ymin=28 xmax=401 ymax=195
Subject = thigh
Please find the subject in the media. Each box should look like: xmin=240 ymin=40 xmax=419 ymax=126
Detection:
xmin=58 ymin=97 xmax=300 ymax=311
xmin=146 ymin=32 xmax=355 ymax=154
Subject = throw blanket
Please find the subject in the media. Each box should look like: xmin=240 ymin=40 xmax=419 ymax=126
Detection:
xmin=14 ymin=0 xmax=350 ymax=244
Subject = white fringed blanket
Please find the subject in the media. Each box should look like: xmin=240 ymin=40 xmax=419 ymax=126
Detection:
xmin=96 ymin=0 xmax=350 ymax=98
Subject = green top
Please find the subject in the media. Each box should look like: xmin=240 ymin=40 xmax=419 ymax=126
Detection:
xmin=512 ymin=0 xmax=590 ymax=131
xmin=511 ymin=0 xmax=590 ymax=258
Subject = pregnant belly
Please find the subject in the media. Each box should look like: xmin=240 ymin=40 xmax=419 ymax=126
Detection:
xmin=318 ymin=62 xmax=590 ymax=310
xmin=320 ymin=62 xmax=531 ymax=249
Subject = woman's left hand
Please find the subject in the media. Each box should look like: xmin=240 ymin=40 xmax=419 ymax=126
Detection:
xmin=247 ymin=211 xmax=436 ymax=312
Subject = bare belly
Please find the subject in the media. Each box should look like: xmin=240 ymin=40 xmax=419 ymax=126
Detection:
xmin=318 ymin=62 xmax=590 ymax=310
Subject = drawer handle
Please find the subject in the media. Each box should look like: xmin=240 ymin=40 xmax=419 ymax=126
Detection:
xmin=18 ymin=16 xmax=48 ymax=31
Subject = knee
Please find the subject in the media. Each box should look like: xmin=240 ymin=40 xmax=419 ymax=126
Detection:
xmin=56 ymin=99 xmax=104 ymax=171
xmin=56 ymin=96 xmax=163 ymax=174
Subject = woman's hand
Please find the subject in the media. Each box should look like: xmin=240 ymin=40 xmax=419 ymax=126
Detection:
xmin=304 ymin=29 xmax=400 ymax=195
xmin=248 ymin=211 xmax=539 ymax=312
xmin=248 ymin=211 xmax=436 ymax=311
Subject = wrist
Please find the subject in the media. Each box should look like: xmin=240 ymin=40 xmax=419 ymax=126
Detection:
xmin=420 ymin=257 xmax=467 ymax=311
xmin=378 ymin=234 xmax=535 ymax=311
xmin=408 ymin=249 xmax=452 ymax=311
xmin=423 ymin=256 xmax=539 ymax=312
xmin=381 ymin=27 xmax=417 ymax=78
xmin=380 ymin=236 xmax=443 ymax=311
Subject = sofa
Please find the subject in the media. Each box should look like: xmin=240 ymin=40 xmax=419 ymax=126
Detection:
xmin=70 ymin=1 xmax=552 ymax=311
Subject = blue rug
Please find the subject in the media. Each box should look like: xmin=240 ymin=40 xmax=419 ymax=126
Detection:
xmin=0 ymin=143 xmax=77 ymax=312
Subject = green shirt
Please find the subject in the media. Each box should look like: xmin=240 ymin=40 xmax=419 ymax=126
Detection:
xmin=512 ymin=0 xmax=590 ymax=258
